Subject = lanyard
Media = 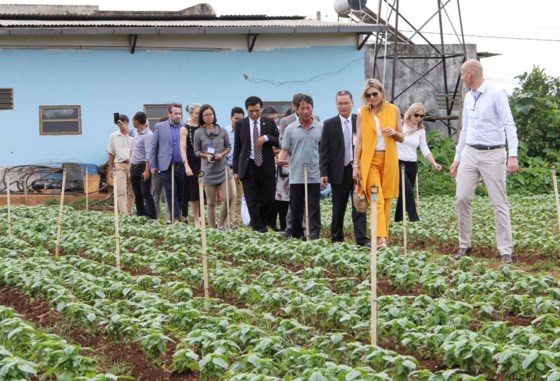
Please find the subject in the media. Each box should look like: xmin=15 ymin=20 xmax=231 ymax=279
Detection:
xmin=473 ymin=91 xmax=482 ymax=108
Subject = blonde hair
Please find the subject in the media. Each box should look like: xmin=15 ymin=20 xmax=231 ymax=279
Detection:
xmin=361 ymin=78 xmax=386 ymax=108
xmin=404 ymin=103 xmax=426 ymax=129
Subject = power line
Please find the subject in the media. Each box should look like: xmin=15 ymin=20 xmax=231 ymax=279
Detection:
xmin=400 ymin=30 xmax=560 ymax=43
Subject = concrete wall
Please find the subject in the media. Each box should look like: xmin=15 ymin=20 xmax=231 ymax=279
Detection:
xmin=0 ymin=43 xmax=365 ymax=166
xmin=364 ymin=43 xmax=477 ymax=136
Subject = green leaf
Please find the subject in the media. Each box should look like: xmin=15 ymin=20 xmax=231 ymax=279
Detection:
xmin=522 ymin=350 xmax=539 ymax=370
xmin=345 ymin=369 xmax=361 ymax=380
xmin=212 ymin=357 xmax=229 ymax=370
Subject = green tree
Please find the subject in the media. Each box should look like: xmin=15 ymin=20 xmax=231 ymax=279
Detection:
xmin=509 ymin=66 xmax=560 ymax=162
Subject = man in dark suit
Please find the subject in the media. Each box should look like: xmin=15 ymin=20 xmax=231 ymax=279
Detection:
xmin=320 ymin=90 xmax=369 ymax=246
xmin=233 ymin=96 xmax=280 ymax=232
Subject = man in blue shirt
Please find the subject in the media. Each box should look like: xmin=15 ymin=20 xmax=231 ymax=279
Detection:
xmin=130 ymin=111 xmax=156 ymax=219
xmin=450 ymin=59 xmax=519 ymax=264
xmin=149 ymin=103 xmax=185 ymax=223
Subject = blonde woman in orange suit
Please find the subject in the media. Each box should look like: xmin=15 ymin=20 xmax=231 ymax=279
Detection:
xmin=353 ymin=79 xmax=404 ymax=248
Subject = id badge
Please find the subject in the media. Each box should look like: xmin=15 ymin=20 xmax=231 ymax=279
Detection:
xmin=207 ymin=146 xmax=216 ymax=155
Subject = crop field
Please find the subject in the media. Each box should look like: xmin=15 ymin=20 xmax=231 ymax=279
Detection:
xmin=0 ymin=194 xmax=559 ymax=380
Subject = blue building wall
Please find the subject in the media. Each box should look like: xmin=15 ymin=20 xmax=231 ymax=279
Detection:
xmin=0 ymin=45 xmax=365 ymax=166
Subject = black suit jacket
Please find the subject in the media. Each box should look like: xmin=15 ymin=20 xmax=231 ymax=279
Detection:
xmin=319 ymin=114 xmax=357 ymax=185
xmin=233 ymin=116 xmax=280 ymax=179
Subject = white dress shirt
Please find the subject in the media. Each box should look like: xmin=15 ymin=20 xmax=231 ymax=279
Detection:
xmin=357 ymin=110 xmax=385 ymax=150
xmin=397 ymin=123 xmax=431 ymax=162
xmin=454 ymin=80 xmax=518 ymax=162
xmin=339 ymin=115 xmax=354 ymax=164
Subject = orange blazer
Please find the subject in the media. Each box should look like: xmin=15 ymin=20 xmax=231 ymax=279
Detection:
xmin=359 ymin=102 xmax=400 ymax=199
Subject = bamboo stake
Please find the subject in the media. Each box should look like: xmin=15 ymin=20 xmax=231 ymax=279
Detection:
xmin=401 ymin=164 xmax=407 ymax=254
xmin=55 ymin=169 xmax=67 ymax=257
xmin=303 ymin=163 xmax=310 ymax=241
xmin=113 ymin=168 xmax=121 ymax=269
xmin=415 ymin=172 xmax=420 ymax=215
xmin=23 ymin=175 xmax=28 ymax=205
xmin=224 ymin=161 xmax=231 ymax=229
xmin=85 ymin=166 xmax=89 ymax=211
xmin=198 ymin=171 xmax=210 ymax=298
xmin=6 ymin=173 xmax=12 ymax=236
xmin=552 ymin=165 xmax=560 ymax=232
xmin=370 ymin=185 xmax=379 ymax=346
xmin=171 ymin=165 xmax=175 ymax=223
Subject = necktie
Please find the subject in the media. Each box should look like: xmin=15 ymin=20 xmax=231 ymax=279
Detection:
xmin=253 ymin=121 xmax=263 ymax=166
xmin=343 ymin=119 xmax=352 ymax=166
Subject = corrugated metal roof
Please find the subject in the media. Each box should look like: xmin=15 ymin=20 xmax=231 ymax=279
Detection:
xmin=0 ymin=13 xmax=305 ymax=21
xmin=0 ymin=19 xmax=386 ymax=35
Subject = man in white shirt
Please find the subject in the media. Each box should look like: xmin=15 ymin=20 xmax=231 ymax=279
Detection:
xmin=450 ymin=59 xmax=519 ymax=264
xmin=108 ymin=114 xmax=135 ymax=215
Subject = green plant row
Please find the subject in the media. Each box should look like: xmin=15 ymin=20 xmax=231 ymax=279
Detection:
xmin=0 ymin=306 xmax=130 ymax=380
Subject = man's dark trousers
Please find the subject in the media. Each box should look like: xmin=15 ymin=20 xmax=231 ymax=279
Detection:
xmin=289 ymin=183 xmax=321 ymax=240
xmin=130 ymin=163 xmax=157 ymax=219
xmin=242 ymin=159 xmax=276 ymax=231
xmin=160 ymin=164 xmax=184 ymax=221
xmin=330 ymin=163 xmax=367 ymax=244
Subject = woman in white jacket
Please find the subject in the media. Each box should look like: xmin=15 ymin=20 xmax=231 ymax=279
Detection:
xmin=395 ymin=103 xmax=442 ymax=222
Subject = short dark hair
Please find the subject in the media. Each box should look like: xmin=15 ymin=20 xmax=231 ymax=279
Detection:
xmin=295 ymin=94 xmax=313 ymax=108
xmin=168 ymin=103 xmax=182 ymax=113
xmin=198 ymin=104 xmax=217 ymax=126
xmin=292 ymin=93 xmax=305 ymax=105
xmin=284 ymin=109 xmax=294 ymax=117
xmin=118 ymin=114 xmax=129 ymax=123
xmin=245 ymin=96 xmax=263 ymax=109
xmin=336 ymin=90 xmax=353 ymax=101
xmin=133 ymin=111 xmax=147 ymax=125
xmin=262 ymin=106 xmax=278 ymax=116
xmin=230 ymin=106 xmax=244 ymax=117
xmin=159 ymin=116 xmax=168 ymax=122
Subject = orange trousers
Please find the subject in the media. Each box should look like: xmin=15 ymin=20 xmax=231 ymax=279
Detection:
xmin=365 ymin=152 xmax=392 ymax=238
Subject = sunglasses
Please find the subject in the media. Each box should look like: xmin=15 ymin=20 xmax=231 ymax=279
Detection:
xmin=414 ymin=113 xmax=425 ymax=118
xmin=365 ymin=91 xmax=380 ymax=99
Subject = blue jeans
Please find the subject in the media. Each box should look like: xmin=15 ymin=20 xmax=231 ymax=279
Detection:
xmin=160 ymin=164 xmax=185 ymax=221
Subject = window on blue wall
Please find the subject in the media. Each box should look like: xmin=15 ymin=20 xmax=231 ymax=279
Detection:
xmin=0 ymin=88 xmax=14 ymax=110
xmin=263 ymin=101 xmax=291 ymax=125
xmin=145 ymin=104 xmax=182 ymax=131
xmin=39 ymin=106 xmax=82 ymax=135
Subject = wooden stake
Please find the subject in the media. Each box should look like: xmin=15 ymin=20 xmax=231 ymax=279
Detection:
xmin=23 ymin=175 xmax=28 ymax=205
xmin=370 ymin=185 xmax=379 ymax=346
xmin=85 ymin=166 xmax=89 ymax=211
xmin=415 ymin=172 xmax=420 ymax=215
xmin=55 ymin=169 xmax=67 ymax=257
xmin=224 ymin=161 xmax=231 ymax=229
xmin=6 ymin=173 xmax=12 ymax=236
xmin=552 ymin=166 xmax=560 ymax=232
xmin=171 ymin=165 xmax=175 ymax=223
xmin=198 ymin=171 xmax=210 ymax=298
xmin=401 ymin=164 xmax=407 ymax=254
xmin=303 ymin=163 xmax=310 ymax=241
xmin=113 ymin=169 xmax=121 ymax=269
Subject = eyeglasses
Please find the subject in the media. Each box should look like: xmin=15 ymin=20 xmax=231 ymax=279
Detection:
xmin=365 ymin=91 xmax=380 ymax=99
xmin=414 ymin=113 xmax=425 ymax=119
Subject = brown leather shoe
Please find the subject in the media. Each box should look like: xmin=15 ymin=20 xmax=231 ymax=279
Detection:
xmin=453 ymin=247 xmax=472 ymax=260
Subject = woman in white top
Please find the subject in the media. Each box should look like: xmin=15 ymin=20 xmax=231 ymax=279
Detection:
xmin=395 ymin=103 xmax=442 ymax=222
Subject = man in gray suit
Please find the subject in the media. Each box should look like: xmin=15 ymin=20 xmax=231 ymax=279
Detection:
xmin=149 ymin=103 xmax=185 ymax=223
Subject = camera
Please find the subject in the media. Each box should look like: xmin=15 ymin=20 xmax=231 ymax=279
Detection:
xmin=113 ymin=112 xmax=120 ymax=124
